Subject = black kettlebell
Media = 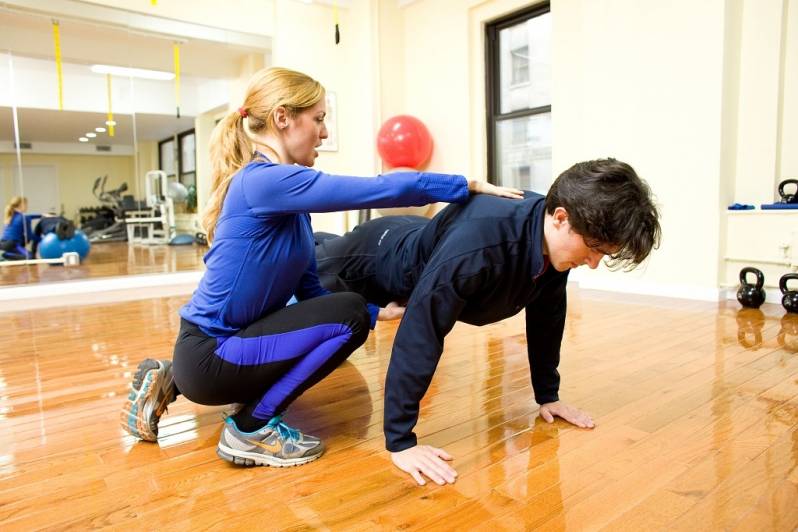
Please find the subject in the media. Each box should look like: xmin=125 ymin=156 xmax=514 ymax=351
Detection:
xmin=737 ymin=267 xmax=766 ymax=309
xmin=780 ymin=273 xmax=798 ymax=313
xmin=778 ymin=179 xmax=798 ymax=204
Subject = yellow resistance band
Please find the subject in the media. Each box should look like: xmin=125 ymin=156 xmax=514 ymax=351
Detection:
xmin=52 ymin=20 xmax=64 ymax=110
xmin=106 ymin=74 xmax=115 ymax=137
xmin=173 ymin=42 xmax=181 ymax=118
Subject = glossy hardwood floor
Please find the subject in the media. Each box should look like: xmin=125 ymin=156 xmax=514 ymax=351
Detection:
xmin=0 ymin=242 xmax=207 ymax=287
xmin=0 ymin=287 xmax=796 ymax=530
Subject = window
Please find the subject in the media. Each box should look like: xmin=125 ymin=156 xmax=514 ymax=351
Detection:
xmin=510 ymin=45 xmax=529 ymax=85
xmin=178 ymin=129 xmax=196 ymax=189
xmin=158 ymin=138 xmax=176 ymax=178
xmin=486 ymin=3 xmax=551 ymax=193
xmin=159 ymin=128 xmax=197 ymax=212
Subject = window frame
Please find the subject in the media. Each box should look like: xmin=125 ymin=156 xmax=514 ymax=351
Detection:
xmin=158 ymin=137 xmax=177 ymax=178
xmin=157 ymin=128 xmax=196 ymax=184
xmin=177 ymin=128 xmax=196 ymax=188
xmin=485 ymin=2 xmax=551 ymax=185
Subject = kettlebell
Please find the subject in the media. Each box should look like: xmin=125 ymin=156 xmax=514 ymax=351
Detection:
xmin=780 ymin=273 xmax=798 ymax=313
xmin=778 ymin=179 xmax=798 ymax=204
xmin=737 ymin=267 xmax=766 ymax=309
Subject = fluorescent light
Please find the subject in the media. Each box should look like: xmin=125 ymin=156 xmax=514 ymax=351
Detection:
xmin=86 ymin=132 xmax=97 ymax=138
xmin=95 ymin=127 xmax=106 ymax=132
xmin=105 ymin=120 xmax=116 ymax=126
xmin=90 ymin=64 xmax=175 ymax=81
xmin=79 ymin=137 xmax=89 ymax=142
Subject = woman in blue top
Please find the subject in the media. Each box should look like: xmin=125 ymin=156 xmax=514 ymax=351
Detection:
xmin=120 ymin=67 xmax=521 ymax=467
xmin=1 ymin=196 xmax=42 ymax=260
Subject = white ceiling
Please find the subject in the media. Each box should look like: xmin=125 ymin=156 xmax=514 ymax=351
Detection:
xmin=0 ymin=106 xmax=197 ymax=144
xmin=0 ymin=6 xmax=258 ymax=144
xmin=0 ymin=8 xmax=265 ymax=79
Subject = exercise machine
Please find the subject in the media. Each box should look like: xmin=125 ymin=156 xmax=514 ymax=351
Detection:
xmin=124 ymin=171 xmax=176 ymax=245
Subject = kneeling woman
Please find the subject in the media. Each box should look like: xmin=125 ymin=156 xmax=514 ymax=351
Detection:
xmin=121 ymin=67 xmax=520 ymax=467
xmin=1 ymin=196 xmax=41 ymax=260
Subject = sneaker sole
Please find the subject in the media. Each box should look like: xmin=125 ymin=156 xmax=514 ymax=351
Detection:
xmin=216 ymin=443 xmax=323 ymax=468
xmin=120 ymin=362 xmax=174 ymax=441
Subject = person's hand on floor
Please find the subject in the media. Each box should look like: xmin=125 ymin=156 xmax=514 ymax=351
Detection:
xmin=391 ymin=445 xmax=457 ymax=486
xmin=539 ymin=401 xmax=595 ymax=428
xmin=378 ymin=301 xmax=405 ymax=321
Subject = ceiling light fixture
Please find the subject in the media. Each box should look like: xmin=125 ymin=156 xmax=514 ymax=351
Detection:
xmin=86 ymin=132 xmax=97 ymax=138
xmin=90 ymin=64 xmax=175 ymax=81
xmin=79 ymin=137 xmax=89 ymax=142
xmin=95 ymin=127 xmax=106 ymax=133
xmin=105 ymin=120 xmax=117 ymax=126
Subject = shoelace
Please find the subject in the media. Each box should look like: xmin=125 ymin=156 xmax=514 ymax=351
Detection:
xmin=267 ymin=415 xmax=300 ymax=442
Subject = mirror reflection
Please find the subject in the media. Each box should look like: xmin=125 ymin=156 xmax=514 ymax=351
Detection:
xmin=0 ymin=7 xmax=266 ymax=287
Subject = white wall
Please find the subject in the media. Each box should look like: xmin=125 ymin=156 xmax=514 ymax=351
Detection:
xmin=734 ymin=0 xmax=786 ymax=204
xmin=271 ymin=0 xmax=380 ymax=234
xmin=780 ymin=0 xmax=798 ymax=180
xmin=80 ymin=0 xmax=275 ymax=36
xmin=553 ymin=0 xmax=728 ymax=299
xmin=386 ymin=0 xmax=798 ymax=300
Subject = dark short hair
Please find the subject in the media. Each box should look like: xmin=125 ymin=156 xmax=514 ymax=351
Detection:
xmin=545 ymin=158 xmax=661 ymax=270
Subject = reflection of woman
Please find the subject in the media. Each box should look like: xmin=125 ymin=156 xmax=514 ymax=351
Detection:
xmin=1 ymin=196 xmax=41 ymax=260
xmin=121 ymin=67 xmax=521 ymax=468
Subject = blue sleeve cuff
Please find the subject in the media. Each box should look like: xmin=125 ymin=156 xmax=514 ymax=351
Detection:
xmin=367 ymin=303 xmax=379 ymax=329
xmin=419 ymin=173 xmax=469 ymax=204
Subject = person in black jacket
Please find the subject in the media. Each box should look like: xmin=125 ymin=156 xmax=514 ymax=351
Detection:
xmin=315 ymin=158 xmax=661 ymax=486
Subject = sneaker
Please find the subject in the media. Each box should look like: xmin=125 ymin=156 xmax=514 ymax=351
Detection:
xmin=216 ymin=415 xmax=324 ymax=467
xmin=120 ymin=359 xmax=176 ymax=441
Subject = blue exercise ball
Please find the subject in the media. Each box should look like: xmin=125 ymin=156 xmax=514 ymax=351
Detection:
xmin=39 ymin=232 xmax=69 ymax=259
xmin=71 ymin=230 xmax=91 ymax=259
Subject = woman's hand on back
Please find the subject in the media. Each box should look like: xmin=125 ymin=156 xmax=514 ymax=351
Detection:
xmin=467 ymin=180 xmax=524 ymax=199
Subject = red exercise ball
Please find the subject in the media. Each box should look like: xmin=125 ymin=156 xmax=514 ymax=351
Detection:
xmin=377 ymin=115 xmax=433 ymax=169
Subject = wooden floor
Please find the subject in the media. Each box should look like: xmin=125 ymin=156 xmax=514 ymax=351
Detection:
xmin=0 ymin=287 xmax=796 ymax=530
xmin=0 ymin=242 xmax=207 ymax=287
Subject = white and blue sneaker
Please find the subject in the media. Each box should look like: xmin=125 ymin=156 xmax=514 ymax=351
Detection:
xmin=217 ymin=415 xmax=324 ymax=467
xmin=120 ymin=359 xmax=176 ymax=441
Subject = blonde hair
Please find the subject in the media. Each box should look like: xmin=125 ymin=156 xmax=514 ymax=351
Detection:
xmin=3 ymin=196 xmax=26 ymax=225
xmin=202 ymin=67 xmax=325 ymax=243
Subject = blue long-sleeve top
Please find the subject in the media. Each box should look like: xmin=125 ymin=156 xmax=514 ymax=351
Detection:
xmin=1 ymin=211 xmax=42 ymax=244
xmin=180 ymin=158 xmax=470 ymax=336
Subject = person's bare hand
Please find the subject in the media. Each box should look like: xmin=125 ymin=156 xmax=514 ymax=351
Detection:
xmin=377 ymin=301 xmax=405 ymax=321
xmin=468 ymin=180 xmax=524 ymax=199
xmin=390 ymin=445 xmax=457 ymax=486
xmin=539 ymin=401 xmax=595 ymax=428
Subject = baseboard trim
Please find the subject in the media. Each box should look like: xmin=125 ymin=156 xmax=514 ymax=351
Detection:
xmin=0 ymin=271 xmax=202 ymax=312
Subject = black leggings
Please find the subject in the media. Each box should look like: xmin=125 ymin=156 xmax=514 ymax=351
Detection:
xmin=0 ymin=239 xmax=32 ymax=260
xmin=172 ymin=292 xmax=370 ymax=432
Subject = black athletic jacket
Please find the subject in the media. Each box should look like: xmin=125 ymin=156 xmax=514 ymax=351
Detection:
xmin=377 ymin=192 xmax=569 ymax=452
